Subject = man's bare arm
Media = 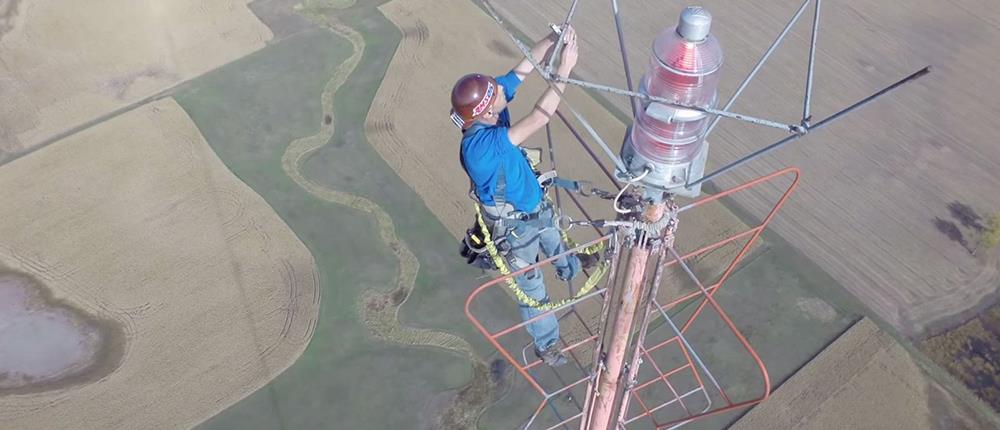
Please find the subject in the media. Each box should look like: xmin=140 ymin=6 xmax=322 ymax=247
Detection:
xmin=508 ymin=26 xmax=578 ymax=146
xmin=512 ymin=30 xmax=559 ymax=81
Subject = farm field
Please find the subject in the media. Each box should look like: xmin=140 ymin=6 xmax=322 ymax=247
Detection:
xmin=177 ymin=8 xmax=502 ymax=428
xmin=0 ymin=98 xmax=319 ymax=429
xmin=2 ymin=0 xmax=998 ymax=428
xmin=733 ymin=318 xmax=994 ymax=430
xmin=0 ymin=0 xmax=272 ymax=161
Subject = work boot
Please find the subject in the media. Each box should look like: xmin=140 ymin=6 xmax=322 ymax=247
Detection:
xmin=578 ymin=250 xmax=602 ymax=270
xmin=535 ymin=346 xmax=568 ymax=367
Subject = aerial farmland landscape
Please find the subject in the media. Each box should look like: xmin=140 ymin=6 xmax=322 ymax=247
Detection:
xmin=1 ymin=0 xmax=999 ymax=429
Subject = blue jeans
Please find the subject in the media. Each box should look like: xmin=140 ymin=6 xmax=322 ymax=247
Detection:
xmin=505 ymin=203 xmax=581 ymax=352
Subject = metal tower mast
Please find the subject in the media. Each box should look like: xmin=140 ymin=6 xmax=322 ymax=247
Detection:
xmin=465 ymin=1 xmax=928 ymax=429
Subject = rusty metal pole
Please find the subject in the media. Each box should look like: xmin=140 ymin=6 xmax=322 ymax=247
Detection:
xmin=616 ymin=201 xmax=677 ymax=425
xmin=582 ymin=203 xmax=666 ymax=430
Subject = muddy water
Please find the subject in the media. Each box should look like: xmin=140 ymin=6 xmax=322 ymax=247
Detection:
xmin=0 ymin=273 xmax=106 ymax=392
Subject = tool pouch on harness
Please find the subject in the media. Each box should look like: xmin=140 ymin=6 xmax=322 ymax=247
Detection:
xmin=458 ymin=171 xmax=524 ymax=271
xmin=456 ymin=124 xmax=551 ymax=271
xmin=457 ymin=138 xmax=516 ymax=271
xmin=459 ymin=212 xmax=510 ymax=270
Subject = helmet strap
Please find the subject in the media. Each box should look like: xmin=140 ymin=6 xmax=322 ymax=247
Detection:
xmin=450 ymin=111 xmax=465 ymax=129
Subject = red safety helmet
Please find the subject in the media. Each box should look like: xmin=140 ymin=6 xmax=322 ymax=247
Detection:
xmin=450 ymin=73 xmax=498 ymax=129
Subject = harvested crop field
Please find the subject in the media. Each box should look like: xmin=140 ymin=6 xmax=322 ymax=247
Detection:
xmin=732 ymin=318 xmax=995 ymax=430
xmin=489 ymin=0 xmax=1000 ymax=338
xmin=0 ymin=98 xmax=319 ymax=430
xmin=0 ymin=0 xmax=272 ymax=161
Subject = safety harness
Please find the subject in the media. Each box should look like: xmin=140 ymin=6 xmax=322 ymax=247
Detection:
xmin=458 ymin=123 xmax=609 ymax=311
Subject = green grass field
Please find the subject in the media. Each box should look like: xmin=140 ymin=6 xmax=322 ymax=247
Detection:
xmin=175 ymin=5 xmax=505 ymax=426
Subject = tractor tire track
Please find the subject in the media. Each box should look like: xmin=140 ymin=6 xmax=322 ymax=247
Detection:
xmin=908 ymin=248 xmax=1000 ymax=336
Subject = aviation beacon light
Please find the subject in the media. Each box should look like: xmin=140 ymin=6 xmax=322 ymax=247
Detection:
xmin=621 ymin=7 xmax=722 ymax=198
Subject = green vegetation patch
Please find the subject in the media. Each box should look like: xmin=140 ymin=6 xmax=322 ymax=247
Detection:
xmin=175 ymin=20 xmax=484 ymax=428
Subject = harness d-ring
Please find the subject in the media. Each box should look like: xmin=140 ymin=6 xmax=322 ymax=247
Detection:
xmin=556 ymin=213 xmax=575 ymax=233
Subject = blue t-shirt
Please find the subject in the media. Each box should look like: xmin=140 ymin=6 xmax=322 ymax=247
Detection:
xmin=460 ymin=71 xmax=541 ymax=212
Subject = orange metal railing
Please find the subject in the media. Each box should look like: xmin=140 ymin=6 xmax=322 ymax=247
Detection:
xmin=465 ymin=167 xmax=800 ymax=429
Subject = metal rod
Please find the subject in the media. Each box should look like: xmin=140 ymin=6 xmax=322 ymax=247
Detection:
xmin=547 ymin=0 xmax=581 ymax=74
xmin=521 ymin=311 xmax=596 ymax=377
xmin=567 ymin=192 xmax=605 ymax=236
xmin=494 ymin=287 xmax=607 ymax=338
xmin=546 ymin=395 xmax=572 ymax=430
xmin=561 ymin=311 xmax=596 ymax=374
xmin=567 ymin=308 xmax=598 ymax=366
xmin=553 ymin=76 xmax=804 ymax=133
xmin=581 ymin=203 xmax=665 ymax=430
xmin=638 ymin=335 xmax=681 ymax=358
xmin=480 ymin=0 xmax=629 ymax=174
xmin=679 ymin=167 xmax=799 ymax=214
xmin=546 ymin=124 xmax=561 ymax=206
xmin=628 ymin=355 xmax=690 ymax=390
xmin=525 ymin=335 xmax=599 ymax=371
xmin=803 ymin=0 xmax=822 ymax=124
xmin=616 ymin=204 xmax=677 ymax=425
xmin=578 ymin=240 xmax=623 ymax=430
xmin=616 ymin=246 xmax=670 ymax=425
xmin=610 ymin=0 xmax=638 ymax=118
xmin=543 ymin=366 xmax=576 ymax=430
xmin=546 ymin=411 xmax=586 ymax=430
xmin=705 ymin=0 xmax=813 ymax=139
xmin=546 ymin=123 xmax=577 ymax=298
xmin=636 ymin=342 xmax=694 ymax=418
xmin=538 ymin=376 xmax=593 ymax=430
xmin=556 ymin=111 xmax=621 ymax=188
xmin=622 ymin=387 xmax=704 ymax=425
xmin=524 ymin=400 xmax=550 ymax=430
xmin=546 ymin=113 xmax=609 ymax=235
xmin=629 ymin=383 xmax=660 ymax=425
xmin=572 ymin=104 xmax=629 ymax=175
xmin=651 ymin=306 xmax=722 ymax=403
xmin=665 ymin=247 xmax=731 ymax=402
xmin=464 ymin=238 xmax=616 ymax=398
xmin=675 ymin=334 xmax=714 ymax=413
xmin=688 ymin=66 xmax=930 ymax=188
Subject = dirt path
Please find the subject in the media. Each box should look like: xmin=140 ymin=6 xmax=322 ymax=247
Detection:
xmin=280 ymin=7 xmax=477 ymax=361
xmin=908 ymin=248 xmax=1000 ymax=336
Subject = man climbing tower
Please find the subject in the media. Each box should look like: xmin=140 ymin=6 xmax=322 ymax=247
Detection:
xmin=451 ymin=25 xmax=595 ymax=367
